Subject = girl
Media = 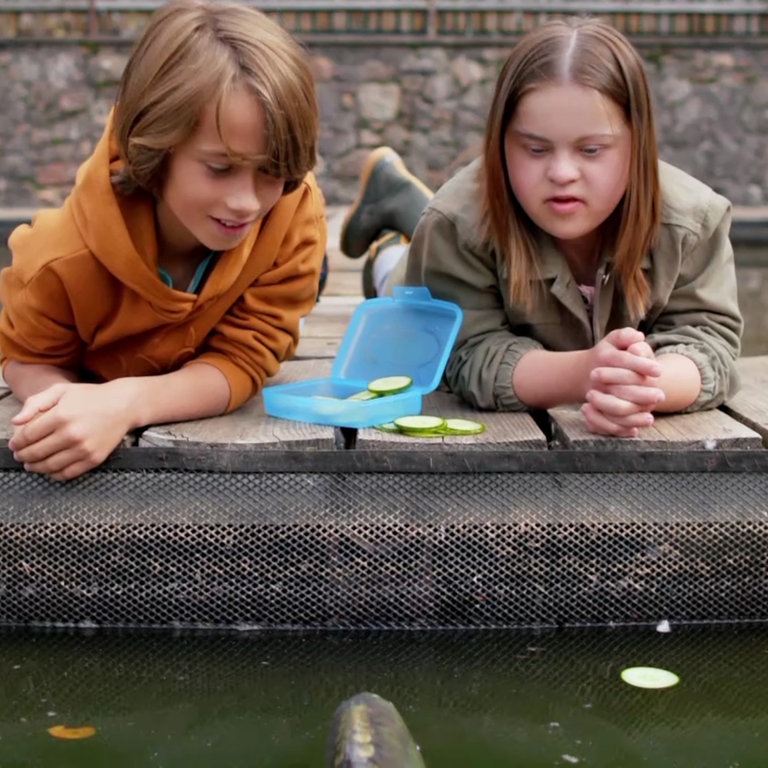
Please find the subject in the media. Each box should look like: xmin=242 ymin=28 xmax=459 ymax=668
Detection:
xmin=341 ymin=17 xmax=742 ymax=438
xmin=0 ymin=0 xmax=326 ymax=479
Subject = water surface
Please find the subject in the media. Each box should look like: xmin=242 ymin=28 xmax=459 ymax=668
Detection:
xmin=0 ymin=625 xmax=765 ymax=767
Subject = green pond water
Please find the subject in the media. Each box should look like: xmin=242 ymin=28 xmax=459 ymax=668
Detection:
xmin=1 ymin=625 xmax=766 ymax=767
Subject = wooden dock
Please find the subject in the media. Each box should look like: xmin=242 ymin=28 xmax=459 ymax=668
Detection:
xmin=1 ymin=206 xmax=768 ymax=632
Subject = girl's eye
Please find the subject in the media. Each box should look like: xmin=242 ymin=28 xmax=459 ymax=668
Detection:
xmin=206 ymin=164 xmax=232 ymax=175
xmin=581 ymin=146 xmax=602 ymax=156
xmin=527 ymin=145 xmax=548 ymax=156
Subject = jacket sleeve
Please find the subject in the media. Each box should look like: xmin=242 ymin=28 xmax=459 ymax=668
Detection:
xmin=189 ymin=180 xmax=327 ymax=411
xmin=405 ymin=208 xmax=542 ymax=411
xmin=0 ymin=252 xmax=83 ymax=370
xmin=644 ymin=199 xmax=743 ymax=411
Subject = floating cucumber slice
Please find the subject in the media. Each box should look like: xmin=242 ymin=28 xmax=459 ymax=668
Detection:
xmin=347 ymin=389 xmax=380 ymax=401
xmin=367 ymin=375 xmax=413 ymax=395
xmin=394 ymin=414 xmax=446 ymax=433
xmin=620 ymin=666 xmax=680 ymax=689
xmin=441 ymin=418 xmax=486 ymax=435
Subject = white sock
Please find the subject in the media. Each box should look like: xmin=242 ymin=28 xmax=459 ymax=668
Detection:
xmin=373 ymin=243 xmax=408 ymax=296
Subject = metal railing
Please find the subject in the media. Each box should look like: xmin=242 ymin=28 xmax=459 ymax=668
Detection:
xmin=4 ymin=1 xmax=767 ymax=8
xmin=1 ymin=0 xmax=765 ymax=42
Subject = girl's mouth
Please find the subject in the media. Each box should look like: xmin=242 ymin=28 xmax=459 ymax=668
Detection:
xmin=547 ymin=196 xmax=583 ymax=213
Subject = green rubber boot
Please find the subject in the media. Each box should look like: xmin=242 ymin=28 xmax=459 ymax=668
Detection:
xmin=362 ymin=230 xmax=408 ymax=299
xmin=340 ymin=147 xmax=433 ymax=259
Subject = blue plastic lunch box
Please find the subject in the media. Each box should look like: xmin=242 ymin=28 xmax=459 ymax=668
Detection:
xmin=262 ymin=286 xmax=463 ymax=428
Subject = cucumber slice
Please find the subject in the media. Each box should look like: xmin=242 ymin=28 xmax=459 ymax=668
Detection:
xmin=347 ymin=389 xmax=380 ymax=401
xmin=394 ymin=415 xmax=446 ymax=433
xmin=442 ymin=418 xmax=486 ymax=435
xmin=620 ymin=667 xmax=680 ymax=689
xmin=374 ymin=422 xmax=400 ymax=433
xmin=367 ymin=375 xmax=413 ymax=395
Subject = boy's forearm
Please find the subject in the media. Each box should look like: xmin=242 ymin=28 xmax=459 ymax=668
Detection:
xmin=114 ymin=362 xmax=232 ymax=430
xmin=3 ymin=360 xmax=78 ymax=401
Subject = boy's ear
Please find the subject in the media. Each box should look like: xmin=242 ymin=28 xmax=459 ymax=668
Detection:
xmin=283 ymin=178 xmax=301 ymax=195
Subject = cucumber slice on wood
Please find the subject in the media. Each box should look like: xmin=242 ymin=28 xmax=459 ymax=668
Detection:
xmin=374 ymin=422 xmax=400 ymax=433
xmin=442 ymin=418 xmax=486 ymax=435
xmin=394 ymin=415 xmax=446 ymax=433
xmin=367 ymin=375 xmax=413 ymax=395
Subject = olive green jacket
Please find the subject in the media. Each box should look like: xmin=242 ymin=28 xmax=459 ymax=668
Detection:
xmin=387 ymin=158 xmax=743 ymax=412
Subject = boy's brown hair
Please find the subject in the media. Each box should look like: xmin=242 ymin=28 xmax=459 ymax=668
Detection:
xmin=482 ymin=17 xmax=660 ymax=321
xmin=112 ymin=0 xmax=318 ymax=196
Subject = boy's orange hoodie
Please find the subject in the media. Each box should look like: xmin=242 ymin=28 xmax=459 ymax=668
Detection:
xmin=0 ymin=116 xmax=326 ymax=412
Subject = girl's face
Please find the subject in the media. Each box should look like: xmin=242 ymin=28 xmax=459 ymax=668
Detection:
xmin=156 ymin=85 xmax=285 ymax=261
xmin=504 ymin=82 xmax=631 ymax=260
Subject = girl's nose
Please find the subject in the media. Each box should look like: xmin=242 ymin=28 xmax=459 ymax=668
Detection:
xmin=546 ymin=152 xmax=579 ymax=184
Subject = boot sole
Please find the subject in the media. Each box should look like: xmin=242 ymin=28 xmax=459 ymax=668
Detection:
xmin=340 ymin=146 xmax=433 ymax=259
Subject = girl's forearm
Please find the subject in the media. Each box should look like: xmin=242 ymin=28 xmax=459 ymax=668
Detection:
xmin=512 ymin=348 xmax=593 ymax=408
xmin=652 ymin=353 xmax=701 ymax=412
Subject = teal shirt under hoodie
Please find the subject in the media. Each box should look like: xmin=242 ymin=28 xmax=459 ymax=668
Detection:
xmin=389 ymin=158 xmax=743 ymax=412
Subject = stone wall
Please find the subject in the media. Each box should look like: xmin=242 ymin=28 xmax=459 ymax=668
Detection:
xmin=0 ymin=3 xmax=766 ymax=207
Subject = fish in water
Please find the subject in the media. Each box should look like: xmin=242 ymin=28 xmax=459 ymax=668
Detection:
xmin=326 ymin=691 xmax=426 ymax=768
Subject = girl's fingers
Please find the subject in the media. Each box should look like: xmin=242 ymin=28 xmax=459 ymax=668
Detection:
xmin=581 ymin=403 xmax=640 ymax=437
xmin=587 ymin=384 xmax=664 ymax=409
xmin=584 ymin=391 xmax=656 ymax=425
xmin=581 ymin=403 xmax=652 ymax=437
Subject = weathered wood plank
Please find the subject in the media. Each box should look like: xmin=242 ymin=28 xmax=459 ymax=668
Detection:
xmin=356 ymin=389 xmax=547 ymax=450
xmin=139 ymin=359 xmax=338 ymax=450
xmin=322 ymin=269 xmax=364 ymax=297
xmin=0 ymin=391 xmax=19 ymax=442
xmin=299 ymin=296 xmax=361 ymax=340
xmin=550 ymin=404 xmax=763 ymax=451
xmin=721 ymin=355 xmax=768 ymax=445
xmin=293 ymin=336 xmax=341 ymax=360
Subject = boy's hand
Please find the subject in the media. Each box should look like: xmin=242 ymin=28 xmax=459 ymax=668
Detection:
xmin=582 ymin=330 xmax=665 ymax=437
xmin=8 ymin=382 xmax=134 ymax=481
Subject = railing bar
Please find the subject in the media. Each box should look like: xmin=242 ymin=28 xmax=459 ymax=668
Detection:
xmin=3 ymin=1 xmax=767 ymax=10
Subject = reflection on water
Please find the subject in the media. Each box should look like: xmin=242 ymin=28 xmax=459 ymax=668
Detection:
xmin=0 ymin=625 xmax=766 ymax=767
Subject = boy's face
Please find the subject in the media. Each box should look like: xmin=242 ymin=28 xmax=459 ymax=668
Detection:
xmin=155 ymin=85 xmax=285 ymax=260
xmin=503 ymin=82 xmax=631 ymax=264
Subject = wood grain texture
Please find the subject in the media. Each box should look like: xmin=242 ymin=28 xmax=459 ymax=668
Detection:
xmin=140 ymin=360 xmax=338 ymax=450
xmin=550 ymin=403 xmax=763 ymax=451
xmin=356 ymin=389 xmax=547 ymax=450
xmin=721 ymin=355 xmax=768 ymax=445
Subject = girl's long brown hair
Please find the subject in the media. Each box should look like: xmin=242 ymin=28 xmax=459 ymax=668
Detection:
xmin=482 ymin=17 xmax=660 ymax=321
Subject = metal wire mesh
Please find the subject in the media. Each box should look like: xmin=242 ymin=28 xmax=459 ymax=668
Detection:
xmin=1 ymin=469 xmax=767 ymax=630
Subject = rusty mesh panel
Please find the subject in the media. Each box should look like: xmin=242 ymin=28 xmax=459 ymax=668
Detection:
xmin=1 ymin=469 xmax=766 ymax=630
